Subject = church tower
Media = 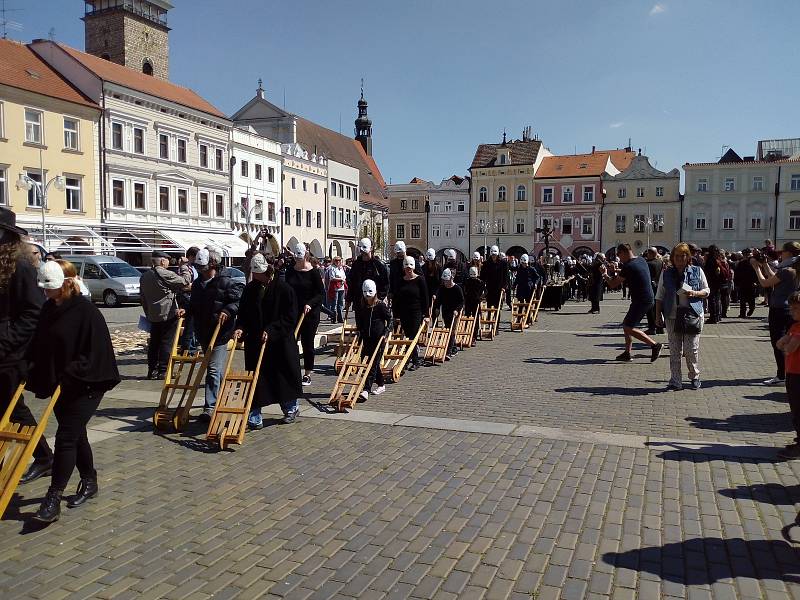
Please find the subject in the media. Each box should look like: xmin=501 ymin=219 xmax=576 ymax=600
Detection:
xmin=83 ymin=0 xmax=172 ymax=80
xmin=354 ymin=81 xmax=373 ymax=156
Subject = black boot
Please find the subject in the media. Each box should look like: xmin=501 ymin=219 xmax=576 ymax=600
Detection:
xmin=33 ymin=488 xmax=62 ymax=523
xmin=66 ymin=478 xmax=99 ymax=508
xmin=19 ymin=460 xmax=53 ymax=484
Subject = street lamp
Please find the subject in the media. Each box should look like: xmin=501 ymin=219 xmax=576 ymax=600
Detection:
xmin=235 ymin=198 xmax=263 ymax=244
xmin=633 ymin=214 xmax=664 ymax=249
xmin=16 ymin=173 xmax=64 ymax=250
xmin=473 ymin=218 xmax=500 ymax=257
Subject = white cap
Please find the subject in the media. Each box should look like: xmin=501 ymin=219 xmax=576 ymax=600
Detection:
xmin=358 ymin=237 xmax=372 ymax=253
xmin=520 ymin=254 xmax=529 ymax=264
xmin=362 ymin=279 xmax=377 ymax=298
xmin=445 ymin=248 xmax=456 ymax=260
xmin=195 ymin=248 xmax=210 ymax=266
xmin=38 ymin=261 xmax=64 ymax=290
xmin=500 ymin=252 xmax=506 ymax=259
xmin=403 ymin=255 xmax=416 ymax=269
xmin=490 ymin=245 xmax=500 ymax=256
xmin=473 ymin=251 xmax=481 ymax=261
xmin=469 ymin=266 xmax=479 ymax=278
xmin=251 ymin=253 xmax=268 ymax=274
xmin=394 ymin=241 xmax=406 ymax=254
xmin=425 ymin=248 xmax=436 ymax=261
xmin=293 ymin=242 xmax=307 ymax=259
xmin=441 ymin=268 xmax=453 ymax=281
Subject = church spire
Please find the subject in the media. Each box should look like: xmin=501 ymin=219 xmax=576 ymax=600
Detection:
xmin=355 ymin=78 xmax=373 ymax=156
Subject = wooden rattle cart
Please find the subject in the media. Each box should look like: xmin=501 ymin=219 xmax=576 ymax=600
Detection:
xmin=478 ymin=289 xmax=504 ymax=340
xmin=423 ymin=315 xmax=458 ymax=365
xmin=380 ymin=320 xmax=426 ymax=382
xmin=334 ymin=310 xmax=359 ymax=374
xmin=328 ymin=335 xmax=384 ymax=412
xmin=454 ymin=309 xmax=478 ymax=349
xmin=153 ymin=318 xmax=221 ymax=432
xmin=0 ymin=383 xmax=61 ymax=517
xmin=510 ymin=285 xmax=545 ymax=332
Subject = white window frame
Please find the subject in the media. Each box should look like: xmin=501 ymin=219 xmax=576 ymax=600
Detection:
xmin=432 ymin=201 xmax=440 ymax=213
xmin=432 ymin=224 xmax=441 ymax=238
xmin=479 ymin=187 xmax=487 ymax=202
xmin=177 ymin=188 xmax=189 ymax=214
xmin=457 ymin=224 xmax=465 ymax=237
xmin=215 ymin=193 xmax=225 ymax=217
xmin=111 ymin=178 xmax=126 ymax=209
xmin=753 ymin=176 xmax=764 ymax=191
xmin=158 ymin=185 xmax=170 ymax=212
xmin=457 ymin=201 xmax=465 ymax=212
xmin=581 ymin=216 xmax=594 ymax=236
xmin=0 ymin=101 xmax=4 ymax=138
xmin=330 ymin=206 xmax=337 ymax=227
xmin=515 ymin=217 xmax=525 ymax=234
xmin=722 ymin=214 xmax=735 ymax=230
xmin=24 ymin=108 xmax=43 ymax=144
xmin=133 ymin=181 xmax=147 ymax=211
xmin=396 ymin=224 xmax=405 ymax=239
xmin=562 ymin=186 xmax=573 ymax=203
xmin=64 ymin=176 xmax=82 ymax=212
xmin=582 ymin=185 xmax=594 ymax=203
xmin=516 ymin=185 xmax=526 ymax=202
xmin=199 ymin=143 xmax=208 ymax=168
xmin=788 ymin=210 xmax=800 ymax=230
xmin=749 ymin=213 xmax=763 ymax=230
xmin=25 ymin=170 xmax=43 ymax=207
xmin=652 ymin=214 xmax=664 ymax=232
xmin=617 ymin=188 xmax=626 ymax=199
xmin=255 ymin=164 xmax=262 ymax=180
xmin=497 ymin=186 xmax=506 ymax=202
xmin=634 ymin=214 xmax=646 ymax=233
xmin=791 ymin=174 xmax=800 ymax=191
xmin=561 ymin=215 xmax=572 ymax=235
xmin=159 ymin=133 xmax=169 ymax=159
xmin=636 ymin=187 xmax=645 ymax=198
xmin=695 ymin=212 xmax=707 ymax=230
xmin=176 ymin=137 xmax=188 ymax=164
xmin=133 ymin=126 xmax=145 ymax=155
xmin=655 ymin=186 xmax=664 ymax=197
xmin=615 ymin=215 xmax=626 ymax=233
xmin=444 ymin=224 xmax=452 ymax=238
xmin=0 ymin=167 xmax=6 ymax=205
xmin=63 ymin=117 xmax=79 ymax=151
xmin=445 ymin=201 xmax=452 ymax=212
xmin=542 ymin=187 xmax=553 ymax=203
xmin=724 ymin=177 xmax=736 ymax=192
xmin=697 ymin=178 xmax=708 ymax=192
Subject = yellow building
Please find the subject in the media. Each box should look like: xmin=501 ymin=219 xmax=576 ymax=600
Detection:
xmin=0 ymin=39 xmax=100 ymax=251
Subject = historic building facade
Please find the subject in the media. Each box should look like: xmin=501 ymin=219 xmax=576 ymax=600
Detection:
xmin=280 ymin=142 xmax=327 ymax=258
xmin=533 ymin=148 xmax=635 ymax=258
xmin=0 ymin=39 xmax=101 ymax=251
xmin=327 ymin=159 xmax=360 ymax=258
xmin=386 ymin=178 xmax=429 ymax=257
xmin=601 ymin=153 xmax=681 ymax=255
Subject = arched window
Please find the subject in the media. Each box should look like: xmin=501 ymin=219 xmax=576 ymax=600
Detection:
xmin=479 ymin=187 xmax=487 ymax=202
xmin=516 ymin=185 xmax=526 ymax=201
xmin=497 ymin=186 xmax=506 ymax=202
xmin=142 ymin=60 xmax=154 ymax=76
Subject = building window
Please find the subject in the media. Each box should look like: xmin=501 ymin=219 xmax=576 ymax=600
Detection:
xmin=562 ymin=187 xmax=573 ymax=203
xmin=444 ymin=225 xmax=452 ymax=238
xmin=479 ymin=187 xmax=487 ymax=202
xmin=314 ymin=183 xmax=318 ymax=194
xmin=561 ymin=217 xmax=572 ymax=235
xmin=581 ymin=216 xmax=594 ymax=236
xmin=412 ymin=198 xmax=419 ymax=210
xmin=633 ymin=214 xmax=645 ymax=233
xmin=695 ymin=212 xmax=707 ymax=230
xmin=0 ymin=168 xmax=6 ymax=205
xmin=750 ymin=213 xmax=762 ymax=230
xmin=255 ymin=164 xmax=262 ymax=180
xmin=615 ymin=215 xmax=626 ymax=233
xmin=215 ymin=194 xmax=224 ymax=217
xmin=0 ymin=102 xmax=4 ymax=138
xmin=268 ymin=202 xmax=275 ymax=222
xmin=295 ymin=208 xmax=301 ymax=226
xmin=499 ymin=154 xmax=507 ymax=165
xmin=339 ymin=183 xmax=344 ymax=197
xmin=411 ymin=224 xmax=421 ymax=239
xmin=133 ymin=127 xmax=144 ymax=154
xmin=516 ymin=218 xmax=525 ymax=234
xmin=432 ymin=225 xmax=440 ymax=237
xmin=25 ymin=171 xmax=42 ymax=207
xmin=63 ymin=118 xmax=79 ymax=150
xmin=697 ymin=178 xmax=708 ymax=192
xmin=215 ymin=148 xmax=224 ymax=171
xmin=655 ymin=186 xmax=664 ymax=197
xmin=497 ymin=218 xmax=506 ymax=234
xmin=497 ymin=186 xmax=506 ymax=202
xmin=396 ymin=224 xmax=405 ymax=239
xmin=458 ymin=201 xmax=465 ymax=212
xmin=542 ymin=187 xmax=553 ymax=203
xmin=582 ymin=186 xmax=594 ymax=202
xmin=159 ymin=186 xmax=170 ymax=211
xmin=134 ymin=182 xmax=146 ymax=210
xmin=143 ymin=60 xmax=153 ymax=76
xmin=400 ymin=199 xmax=407 ymax=210
xmin=241 ymin=160 xmax=248 ymax=177
xmin=158 ymin=134 xmax=169 ymax=159
xmin=199 ymin=191 xmax=209 ymax=215
xmin=331 ymin=207 xmax=337 ymax=227
xmin=457 ymin=224 xmax=465 ymax=237
xmin=653 ymin=214 xmax=664 ymax=232
xmin=268 ymin=167 xmax=275 ymax=183
xmin=65 ymin=177 xmax=81 ymax=211
xmin=346 ymin=186 xmax=351 ymax=200
xmin=330 ymin=182 xmax=336 ymax=197
xmin=432 ymin=202 xmax=440 ymax=213
xmin=792 ymin=175 xmax=800 ymax=191
xmin=291 ymin=177 xmax=296 ymax=190
xmin=617 ymin=188 xmax=626 ymax=199
xmin=175 ymin=138 xmax=186 ymax=163
xmin=284 ymin=206 xmax=290 ymax=225
xmin=636 ymin=187 xmax=645 ymax=198
xmin=110 ymin=122 xmax=123 ymax=150
xmin=752 ymin=176 xmax=764 ymax=191
xmin=345 ymin=209 xmax=352 ymax=228
xmin=516 ymin=185 xmax=526 ymax=201
xmin=112 ymin=179 xmax=125 ymax=208
xmin=444 ymin=201 xmax=452 ymax=212
xmin=339 ymin=208 xmax=344 ymax=228
xmin=316 ymin=211 xmax=322 ymax=229
xmin=722 ymin=214 xmax=735 ymax=230
xmin=789 ymin=210 xmax=800 ymax=230
xmin=723 ymin=177 xmax=735 ymax=192
xmin=25 ymin=109 xmax=43 ymax=144
xmin=199 ymin=144 xmax=208 ymax=167
xmin=303 ymin=179 xmax=307 ymax=192
xmin=175 ymin=188 xmax=187 ymax=214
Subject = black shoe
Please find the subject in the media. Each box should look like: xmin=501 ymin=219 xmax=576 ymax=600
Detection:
xmin=247 ymin=421 xmax=263 ymax=431
xmin=656 ymin=328 xmax=665 ymax=335
xmin=408 ymin=362 xmax=419 ymax=372
xmin=644 ymin=329 xmax=656 ymax=335
xmin=651 ymin=343 xmax=663 ymax=362
xmin=283 ymin=411 xmax=298 ymax=424
xmin=747 ymin=307 xmax=755 ymax=317
xmin=20 ymin=460 xmax=52 ymax=484
xmin=33 ymin=488 xmax=62 ymax=523
xmin=615 ymin=351 xmax=632 ymax=362
xmin=66 ymin=479 xmax=98 ymax=508
xmin=147 ymin=369 xmax=158 ymax=380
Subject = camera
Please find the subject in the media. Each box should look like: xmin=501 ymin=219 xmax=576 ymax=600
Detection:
xmin=752 ymin=249 xmax=766 ymax=263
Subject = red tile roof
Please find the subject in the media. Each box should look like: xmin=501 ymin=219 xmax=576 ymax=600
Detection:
xmin=0 ymin=39 xmax=97 ymax=108
xmin=470 ymin=139 xmax=543 ymax=169
xmin=684 ymin=158 xmax=800 ymax=167
xmin=536 ymin=149 xmax=636 ymax=179
xmin=55 ymin=42 xmax=226 ymax=118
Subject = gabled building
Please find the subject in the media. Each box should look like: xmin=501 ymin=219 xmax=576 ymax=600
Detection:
xmin=0 ymin=38 xmax=101 ymax=251
xmin=601 ymin=153 xmax=681 ymax=255
xmin=533 ymin=147 xmax=636 ymax=258
xmin=387 ymin=178 xmax=429 ymax=257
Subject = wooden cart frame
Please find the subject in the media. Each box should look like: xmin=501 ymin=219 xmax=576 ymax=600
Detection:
xmin=423 ymin=315 xmax=458 ymax=365
xmin=334 ymin=310 xmax=359 ymax=374
xmin=205 ymin=339 xmax=267 ymax=450
xmin=454 ymin=308 xmax=478 ymax=349
xmin=478 ymin=289 xmax=505 ymax=340
xmin=328 ymin=336 xmax=384 ymax=412
xmin=380 ymin=320 xmax=426 ymax=382
xmin=510 ymin=284 xmax=545 ymax=331
xmin=0 ymin=383 xmax=61 ymax=518
xmin=153 ymin=318 xmax=221 ymax=432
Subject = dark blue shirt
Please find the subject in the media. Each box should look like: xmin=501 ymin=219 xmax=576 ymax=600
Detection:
xmin=621 ymin=256 xmax=654 ymax=304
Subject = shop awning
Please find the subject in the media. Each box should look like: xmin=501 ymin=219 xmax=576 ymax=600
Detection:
xmin=160 ymin=229 xmax=250 ymax=258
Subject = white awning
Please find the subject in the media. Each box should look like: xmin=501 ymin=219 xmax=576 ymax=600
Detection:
xmin=160 ymin=229 xmax=250 ymax=258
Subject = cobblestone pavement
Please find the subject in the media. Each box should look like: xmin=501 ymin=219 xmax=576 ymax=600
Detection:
xmin=2 ymin=296 xmax=799 ymax=599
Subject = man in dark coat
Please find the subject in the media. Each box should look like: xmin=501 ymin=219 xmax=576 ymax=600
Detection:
xmin=345 ymin=237 xmax=389 ymax=313
xmin=735 ymin=248 xmax=758 ymax=317
xmin=645 ymin=247 xmax=665 ymax=334
xmin=480 ymin=245 xmax=508 ymax=309
xmin=0 ymin=208 xmax=53 ymax=483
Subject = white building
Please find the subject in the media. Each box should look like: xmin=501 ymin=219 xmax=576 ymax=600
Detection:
xmin=281 ymin=142 xmax=327 ymax=258
xmin=328 ymin=159 xmax=360 ymax=258
xmin=230 ymin=124 xmax=282 ymax=256
xmin=427 ymin=176 xmax=471 ymax=260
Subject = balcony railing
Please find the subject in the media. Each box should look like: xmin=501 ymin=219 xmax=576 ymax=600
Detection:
xmin=85 ymin=2 xmax=168 ymax=26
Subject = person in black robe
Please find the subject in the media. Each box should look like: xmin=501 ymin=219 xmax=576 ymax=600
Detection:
xmin=422 ymin=248 xmax=441 ymax=312
xmin=463 ymin=266 xmax=486 ymax=344
xmin=432 ymin=269 xmax=464 ymax=357
xmin=26 ymin=259 xmax=120 ymax=523
xmin=514 ymin=254 xmax=541 ymax=303
xmin=285 ymin=242 xmax=324 ymax=386
xmin=236 ymin=257 xmax=302 ymax=427
xmin=480 ymin=246 xmax=508 ymax=309
xmin=355 ymin=279 xmax=392 ymax=402
xmin=393 ymin=256 xmax=429 ymax=371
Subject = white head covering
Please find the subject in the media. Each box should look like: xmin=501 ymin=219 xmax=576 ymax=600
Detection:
xmin=520 ymin=254 xmax=529 ymax=264
xmin=194 ymin=248 xmax=210 ymax=266
xmin=38 ymin=261 xmax=64 ymax=290
xmin=499 ymin=252 xmax=506 ymax=259
xmin=441 ymin=268 xmax=452 ymax=281
xmin=358 ymin=237 xmax=372 ymax=254
xmin=403 ymin=255 xmax=416 ymax=269
xmin=469 ymin=266 xmax=479 ymax=278
xmin=444 ymin=248 xmax=456 ymax=260
xmin=251 ymin=253 xmax=268 ymax=274
xmin=293 ymin=242 xmax=307 ymax=259
xmin=362 ymin=279 xmax=377 ymax=298
xmin=394 ymin=241 xmax=406 ymax=254
xmin=425 ymin=248 xmax=436 ymax=261
xmin=490 ymin=245 xmax=500 ymax=256
xmin=472 ymin=251 xmax=481 ymax=261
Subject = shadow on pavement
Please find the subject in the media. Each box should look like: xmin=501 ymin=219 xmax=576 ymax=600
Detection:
xmin=524 ymin=357 xmax=611 ymax=366
xmin=646 ymin=440 xmax=780 ymax=463
xmin=718 ymin=483 xmax=800 ymax=506
xmin=556 ymin=385 xmax=665 ymax=396
xmin=603 ymin=537 xmax=800 ymax=585
xmin=686 ymin=413 xmax=793 ymax=434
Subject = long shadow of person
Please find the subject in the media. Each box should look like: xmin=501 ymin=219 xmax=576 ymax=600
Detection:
xmin=718 ymin=483 xmax=800 ymax=506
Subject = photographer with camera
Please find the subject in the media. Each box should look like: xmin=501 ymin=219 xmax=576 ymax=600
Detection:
xmin=752 ymin=241 xmax=800 ymax=386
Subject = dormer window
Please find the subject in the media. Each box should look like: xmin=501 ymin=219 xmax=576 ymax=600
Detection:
xmin=499 ymin=154 xmax=507 ymax=165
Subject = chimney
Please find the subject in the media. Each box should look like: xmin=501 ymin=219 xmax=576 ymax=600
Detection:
xmin=591 ymin=145 xmax=595 ymax=154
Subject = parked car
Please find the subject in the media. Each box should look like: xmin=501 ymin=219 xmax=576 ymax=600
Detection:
xmin=134 ymin=266 xmax=150 ymax=275
xmin=64 ymin=255 xmax=141 ymax=307
xmin=168 ymin=265 xmax=246 ymax=285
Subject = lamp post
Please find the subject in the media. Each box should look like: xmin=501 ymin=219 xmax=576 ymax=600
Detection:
xmin=633 ymin=214 xmax=664 ymax=249
xmin=473 ymin=218 xmax=499 ymax=257
xmin=535 ymin=222 xmax=555 ymax=282
xmin=15 ymin=173 xmax=64 ymax=250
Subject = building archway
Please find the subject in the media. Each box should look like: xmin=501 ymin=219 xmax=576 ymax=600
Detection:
xmin=435 ymin=248 xmax=466 ymax=262
xmin=537 ymin=247 xmax=562 ymax=258
xmin=309 ymin=239 xmax=323 ymax=259
xmin=348 ymin=241 xmax=357 ymax=259
xmin=572 ymin=246 xmax=595 ymax=260
xmin=143 ymin=59 xmax=154 ymax=76
xmin=506 ymin=245 xmax=528 ymax=259
xmin=329 ymin=240 xmax=343 ymax=257
xmin=406 ymin=247 xmax=423 ymax=259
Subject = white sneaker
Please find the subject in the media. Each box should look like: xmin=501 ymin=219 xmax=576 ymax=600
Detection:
xmin=372 ymin=385 xmax=386 ymax=395
xmin=763 ymin=376 xmax=785 ymax=386
xmin=359 ymin=390 xmax=369 ymax=402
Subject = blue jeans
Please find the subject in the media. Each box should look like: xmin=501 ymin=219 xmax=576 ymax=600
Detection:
xmin=332 ymin=289 xmax=344 ymax=321
xmin=204 ymin=344 xmax=229 ymax=409
xmin=180 ymin=314 xmax=198 ymax=354
xmin=249 ymin=398 xmax=298 ymax=426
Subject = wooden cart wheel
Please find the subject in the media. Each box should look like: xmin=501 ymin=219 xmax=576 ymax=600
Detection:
xmin=219 ymin=426 xmax=229 ymax=451
xmin=153 ymin=409 xmax=169 ymax=432
xmin=172 ymin=409 xmax=188 ymax=432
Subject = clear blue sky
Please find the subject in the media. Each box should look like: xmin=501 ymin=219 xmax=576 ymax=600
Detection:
xmin=16 ymin=1 xmax=799 ymax=188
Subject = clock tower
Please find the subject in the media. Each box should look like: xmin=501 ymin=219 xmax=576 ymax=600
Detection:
xmin=83 ymin=0 xmax=172 ymax=80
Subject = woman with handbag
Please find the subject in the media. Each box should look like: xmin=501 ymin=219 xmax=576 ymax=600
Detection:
xmin=654 ymin=243 xmax=710 ymax=390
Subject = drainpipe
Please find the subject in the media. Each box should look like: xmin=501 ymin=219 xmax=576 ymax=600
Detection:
xmin=774 ymin=165 xmax=781 ymax=243
xmin=100 ymin=92 xmax=107 ymax=223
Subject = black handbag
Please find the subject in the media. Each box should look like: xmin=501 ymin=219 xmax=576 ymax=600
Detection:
xmin=675 ymin=296 xmax=702 ymax=334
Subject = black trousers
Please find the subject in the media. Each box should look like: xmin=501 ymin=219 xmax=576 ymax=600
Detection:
xmin=708 ymin=287 xmax=722 ymax=322
xmin=787 ymin=374 xmax=800 ymax=443
xmin=148 ymin=317 xmax=178 ymax=373
xmin=399 ymin=312 xmax=423 ymax=364
xmin=769 ymin=307 xmax=793 ymax=380
xmin=362 ymin=336 xmax=385 ymax=389
xmin=51 ymin=386 xmax=103 ymax=491
xmin=486 ymin=286 xmax=502 ymax=309
xmin=298 ymin=311 xmax=320 ymax=372
xmin=738 ymin=287 xmax=756 ymax=317
xmin=0 ymin=366 xmax=53 ymax=463
xmin=720 ymin=285 xmax=731 ymax=318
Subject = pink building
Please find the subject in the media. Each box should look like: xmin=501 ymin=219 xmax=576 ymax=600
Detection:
xmin=533 ymin=148 xmax=635 ymax=258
